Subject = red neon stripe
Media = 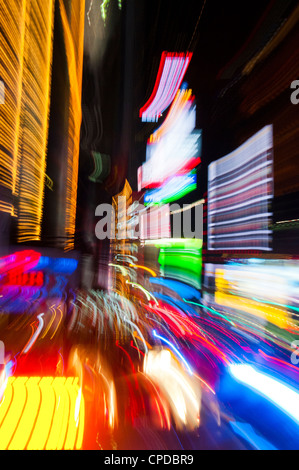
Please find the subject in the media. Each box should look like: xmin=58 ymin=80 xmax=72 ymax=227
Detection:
xmin=144 ymin=56 xmax=173 ymax=121
xmin=139 ymin=51 xmax=167 ymax=117
xmin=140 ymin=52 xmax=192 ymax=121
xmin=158 ymin=53 xmax=192 ymax=115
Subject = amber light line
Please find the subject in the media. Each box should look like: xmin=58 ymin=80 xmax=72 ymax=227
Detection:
xmin=59 ymin=0 xmax=85 ymax=251
xmin=0 ymin=1 xmax=26 ymax=216
xmin=17 ymin=0 xmax=55 ymax=242
xmin=129 ymin=263 xmax=157 ymax=277
xmin=0 ymin=376 xmax=85 ymax=450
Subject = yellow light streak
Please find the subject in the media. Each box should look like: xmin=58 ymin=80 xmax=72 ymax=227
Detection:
xmin=58 ymin=0 xmax=85 ymax=250
xmin=0 ymin=377 xmax=27 ymax=450
xmin=27 ymin=377 xmax=55 ymax=450
xmin=129 ymin=264 xmax=157 ymax=277
xmin=0 ymin=376 xmax=85 ymax=450
xmin=17 ymin=0 xmax=55 ymax=242
xmin=8 ymin=377 xmax=41 ymax=450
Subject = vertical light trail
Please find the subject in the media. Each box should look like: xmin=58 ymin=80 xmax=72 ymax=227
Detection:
xmin=0 ymin=0 xmax=27 ymax=216
xmin=58 ymin=0 xmax=86 ymax=250
xmin=17 ymin=0 xmax=55 ymax=242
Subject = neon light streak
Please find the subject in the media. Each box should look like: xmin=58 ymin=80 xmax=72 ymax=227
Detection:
xmin=183 ymin=299 xmax=235 ymax=325
xmin=170 ymin=198 xmax=205 ymax=214
xmin=229 ymin=421 xmax=277 ymax=450
xmin=144 ymin=171 xmax=196 ymax=205
xmin=150 ymin=278 xmax=200 ymax=301
xmin=133 ymin=331 xmax=152 ymax=350
xmin=58 ymin=0 xmax=85 ymax=250
xmin=116 ymin=341 xmax=139 ymax=389
xmin=0 ymin=376 xmax=84 ymax=450
xmin=41 ymin=305 xmax=56 ymax=339
xmin=129 ymin=264 xmax=157 ymax=277
xmin=152 ymin=330 xmax=193 ymax=375
xmin=193 ymin=373 xmax=215 ymax=395
xmin=252 ymin=297 xmax=299 ymax=314
xmin=23 ymin=314 xmax=44 ymax=354
xmin=124 ymin=320 xmax=149 ymax=354
xmin=130 ymin=340 xmax=145 ymax=356
xmin=50 ymin=305 xmax=64 ymax=340
xmin=126 ymin=281 xmax=158 ymax=304
xmin=140 ymin=52 xmax=193 ymax=122
xmin=0 ymin=250 xmax=41 ymax=276
xmin=149 ymin=88 xmax=193 ymax=144
xmin=158 ymin=250 xmax=202 ymax=274
xmin=109 ymin=263 xmax=129 ymax=276
xmin=229 ymin=364 xmax=299 ymax=424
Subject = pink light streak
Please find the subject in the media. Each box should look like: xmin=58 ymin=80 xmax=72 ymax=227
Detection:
xmin=140 ymin=52 xmax=192 ymax=122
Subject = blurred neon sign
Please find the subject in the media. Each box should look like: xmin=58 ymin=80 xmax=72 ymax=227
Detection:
xmin=0 ymin=250 xmax=41 ymax=275
xmin=144 ymin=170 xmax=196 ymax=205
xmin=0 ymin=251 xmax=78 ymax=289
xmin=1 ymin=271 xmax=44 ymax=288
xmin=138 ymin=89 xmax=201 ymax=190
xmin=140 ymin=52 xmax=192 ymax=122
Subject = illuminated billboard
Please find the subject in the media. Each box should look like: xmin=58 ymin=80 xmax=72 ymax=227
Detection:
xmin=145 ymin=238 xmax=203 ymax=290
xmin=138 ymin=89 xmax=201 ymax=191
xmin=207 ymin=125 xmax=273 ymax=251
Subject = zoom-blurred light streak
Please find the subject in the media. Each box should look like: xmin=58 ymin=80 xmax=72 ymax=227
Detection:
xmin=143 ymin=349 xmax=200 ymax=430
xmin=58 ymin=0 xmax=85 ymax=251
xmin=139 ymin=52 xmax=192 ymax=122
xmin=229 ymin=364 xmax=299 ymax=425
xmin=0 ymin=376 xmax=84 ymax=450
xmin=152 ymin=330 xmax=193 ymax=375
xmin=0 ymin=0 xmax=54 ymax=229
xmin=144 ymin=170 xmax=197 ymax=205
xmin=17 ymin=0 xmax=55 ymax=242
xmin=139 ymin=89 xmax=201 ymax=190
xmin=207 ymin=125 xmax=273 ymax=251
xmin=22 ymin=314 xmax=44 ymax=354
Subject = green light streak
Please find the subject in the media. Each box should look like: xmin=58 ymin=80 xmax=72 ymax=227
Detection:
xmin=183 ymin=299 xmax=235 ymax=325
xmin=144 ymin=182 xmax=196 ymax=206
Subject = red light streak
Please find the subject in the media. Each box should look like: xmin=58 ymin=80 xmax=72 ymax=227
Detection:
xmin=139 ymin=52 xmax=192 ymax=122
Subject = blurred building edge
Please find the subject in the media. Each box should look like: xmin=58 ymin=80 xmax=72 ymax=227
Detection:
xmin=0 ymin=0 xmax=85 ymax=253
